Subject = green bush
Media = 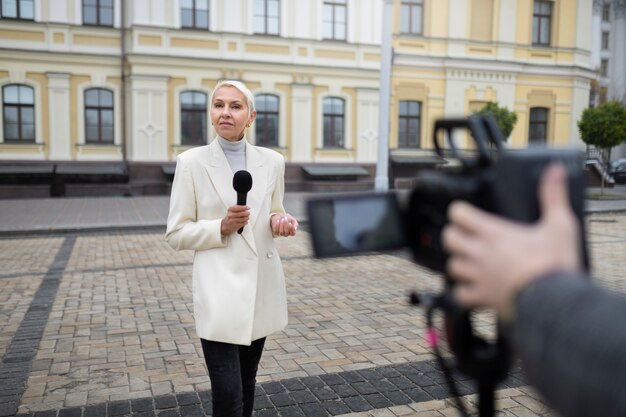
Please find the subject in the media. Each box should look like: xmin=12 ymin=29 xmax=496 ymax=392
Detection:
xmin=578 ymin=101 xmax=626 ymax=150
xmin=473 ymin=101 xmax=518 ymax=140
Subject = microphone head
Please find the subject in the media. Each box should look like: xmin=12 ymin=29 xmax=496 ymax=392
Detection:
xmin=233 ymin=170 xmax=253 ymax=193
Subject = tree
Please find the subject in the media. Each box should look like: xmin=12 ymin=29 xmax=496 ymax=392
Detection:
xmin=473 ymin=101 xmax=518 ymax=140
xmin=578 ymin=101 xmax=626 ymax=192
xmin=578 ymin=101 xmax=626 ymax=153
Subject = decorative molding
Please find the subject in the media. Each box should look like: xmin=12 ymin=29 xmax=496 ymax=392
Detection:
xmin=615 ymin=0 xmax=626 ymax=18
xmin=593 ymin=0 xmax=605 ymax=14
xmin=448 ymin=70 xmax=514 ymax=82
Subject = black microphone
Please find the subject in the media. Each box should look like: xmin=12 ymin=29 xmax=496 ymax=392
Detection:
xmin=233 ymin=170 xmax=253 ymax=234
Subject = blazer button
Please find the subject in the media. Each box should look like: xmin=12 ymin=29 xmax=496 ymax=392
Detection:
xmin=267 ymin=251 xmax=273 ymax=259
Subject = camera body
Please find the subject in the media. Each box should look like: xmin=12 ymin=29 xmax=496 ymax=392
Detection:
xmin=307 ymin=114 xmax=589 ymax=413
xmin=307 ymin=114 xmax=588 ymax=271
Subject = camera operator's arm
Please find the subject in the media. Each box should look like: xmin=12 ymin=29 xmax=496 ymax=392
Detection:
xmin=443 ymin=164 xmax=626 ymax=417
xmin=514 ymin=271 xmax=626 ymax=417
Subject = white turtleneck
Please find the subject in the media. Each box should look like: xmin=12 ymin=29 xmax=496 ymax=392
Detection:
xmin=218 ymin=136 xmax=246 ymax=173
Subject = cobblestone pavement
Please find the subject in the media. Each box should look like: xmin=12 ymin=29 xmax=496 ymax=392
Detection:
xmin=1 ymin=212 xmax=625 ymax=417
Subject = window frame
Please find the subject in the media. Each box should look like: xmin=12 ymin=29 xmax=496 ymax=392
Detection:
xmin=602 ymin=4 xmax=610 ymax=22
xmin=600 ymin=59 xmax=609 ymax=77
xmin=2 ymin=84 xmax=36 ymax=143
xmin=181 ymin=0 xmax=210 ymax=30
xmin=398 ymin=100 xmax=422 ymax=148
xmin=400 ymin=0 xmax=423 ymax=35
xmin=82 ymin=0 xmax=114 ymax=27
xmin=532 ymin=0 xmax=552 ymax=47
xmin=84 ymin=88 xmax=114 ymax=145
xmin=322 ymin=0 xmax=347 ymax=41
xmin=253 ymin=0 xmax=280 ymax=36
xmin=180 ymin=90 xmax=208 ymax=146
xmin=255 ymin=94 xmax=279 ymax=148
xmin=528 ymin=107 xmax=549 ymax=146
xmin=0 ymin=0 xmax=35 ymax=21
xmin=602 ymin=31 xmax=609 ymax=50
xmin=322 ymin=97 xmax=345 ymax=148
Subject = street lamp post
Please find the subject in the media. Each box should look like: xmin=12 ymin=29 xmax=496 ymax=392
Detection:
xmin=375 ymin=0 xmax=394 ymax=191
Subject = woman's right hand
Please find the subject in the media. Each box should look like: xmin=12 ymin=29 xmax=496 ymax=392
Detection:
xmin=221 ymin=205 xmax=250 ymax=235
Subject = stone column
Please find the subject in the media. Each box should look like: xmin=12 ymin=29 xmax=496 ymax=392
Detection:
xmin=610 ymin=0 xmax=626 ymax=102
xmin=46 ymin=72 xmax=72 ymax=160
xmin=129 ymin=75 xmax=169 ymax=161
xmin=290 ymin=82 xmax=313 ymax=162
xmin=591 ymin=0 xmax=603 ymax=71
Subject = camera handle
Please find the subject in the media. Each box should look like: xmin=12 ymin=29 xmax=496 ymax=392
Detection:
xmin=432 ymin=115 xmax=504 ymax=169
xmin=411 ymin=285 xmax=511 ymax=417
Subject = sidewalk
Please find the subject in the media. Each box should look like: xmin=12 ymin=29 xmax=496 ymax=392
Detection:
xmin=0 ymin=186 xmax=626 ymax=235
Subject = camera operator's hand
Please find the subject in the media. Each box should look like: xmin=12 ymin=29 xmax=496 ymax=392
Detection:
xmin=442 ymin=164 xmax=582 ymax=320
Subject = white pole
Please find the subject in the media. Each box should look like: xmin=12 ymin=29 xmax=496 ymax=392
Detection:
xmin=375 ymin=0 xmax=393 ymax=191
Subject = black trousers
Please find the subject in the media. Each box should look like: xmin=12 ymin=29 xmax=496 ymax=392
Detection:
xmin=200 ymin=337 xmax=266 ymax=417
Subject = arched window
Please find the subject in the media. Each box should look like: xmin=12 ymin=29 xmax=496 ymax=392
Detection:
xmin=255 ymin=94 xmax=279 ymax=147
xmin=3 ymin=84 xmax=35 ymax=142
xmin=83 ymin=0 xmax=114 ymax=27
xmin=398 ymin=100 xmax=422 ymax=148
xmin=529 ymin=107 xmax=549 ymax=146
xmin=323 ymin=97 xmax=345 ymax=148
xmin=181 ymin=91 xmax=207 ymax=146
xmin=85 ymin=88 xmax=114 ymax=144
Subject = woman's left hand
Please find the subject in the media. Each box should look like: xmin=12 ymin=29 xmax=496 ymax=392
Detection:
xmin=271 ymin=213 xmax=298 ymax=237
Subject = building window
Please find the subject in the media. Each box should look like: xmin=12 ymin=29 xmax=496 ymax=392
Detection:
xmin=532 ymin=0 xmax=552 ymax=46
xmin=2 ymin=84 xmax=35 ymax=142
xmin=180 ymin=91 xmax=207 ymax=146
xmin=181 ymin=0 xmax=209 ymax=30
xmin=255 ymin=94 xmax=279 ymax=147
xmin=1 ymin=0 xmax=34 ymax=20
xmin=83 ymin=0 xmax=113 ymax=27
xmin=323 ymin=97 xmax=345 ymax=148
xmin=85 ymin=88 xmax=114 ymax=144
xmin=602 ymin=31 xmax=609 ymax=50
xmin=254 ymin=0 xmax=280 ymax=35
xmin=601 ymin=59 xmax=609 ymax=77
xmin=323 ymin=0 xmax=346 ymax=41
xmin=400 ymin=0 xmax=423 ymax=35
xmin=528 ymin=107 xmax=549 ymax=145
xmin=602 ymin=3 xmax=610 ymax=22
xmin=398 ymin=101 xmax=422 ymax=148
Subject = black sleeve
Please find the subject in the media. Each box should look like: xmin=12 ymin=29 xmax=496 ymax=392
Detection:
xmin=513 ymin=273 xmax=626 ymax=417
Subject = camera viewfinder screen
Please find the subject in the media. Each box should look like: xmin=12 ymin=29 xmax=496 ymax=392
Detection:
xmin=306 ymin=193 xmax=406 ymax=258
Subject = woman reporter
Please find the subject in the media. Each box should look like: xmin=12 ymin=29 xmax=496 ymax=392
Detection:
xmin=165 ymin=80 xmax=298 ymax=417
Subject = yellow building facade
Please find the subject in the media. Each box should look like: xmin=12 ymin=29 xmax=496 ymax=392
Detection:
xmin=0 ymin=0 xmax=595 ymax=195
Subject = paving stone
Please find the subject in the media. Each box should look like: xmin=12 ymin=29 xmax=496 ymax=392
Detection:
xmin=108 ymin=401 xmax=131 ymax=416
xmin=269 ymin=393 xmax=297 ymax=408
xmin=84 ymin=403 xmax=107 ymax=417
xmin=153 ymin=395 xmax=177 ymax=410
xmin=276 ymin=405 xmax=305 ymax=417
xmin=58 ymin=408 xmax=82 ymax=417
xmin=174 ymin=392 xmax=199 ymax=406
xmin=8 ymin=216 xmax=626 ymax=417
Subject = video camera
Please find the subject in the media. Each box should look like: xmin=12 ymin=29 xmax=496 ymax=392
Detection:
xmin=306 ymin=114 xmax=589 ymax=417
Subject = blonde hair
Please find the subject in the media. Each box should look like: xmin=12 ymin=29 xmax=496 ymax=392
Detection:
xmin=210 ymin=80 xmax=256 ymax=115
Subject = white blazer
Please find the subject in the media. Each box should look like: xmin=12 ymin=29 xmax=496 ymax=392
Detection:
xmin=165 ymin=139 xmax=288 ymax=345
